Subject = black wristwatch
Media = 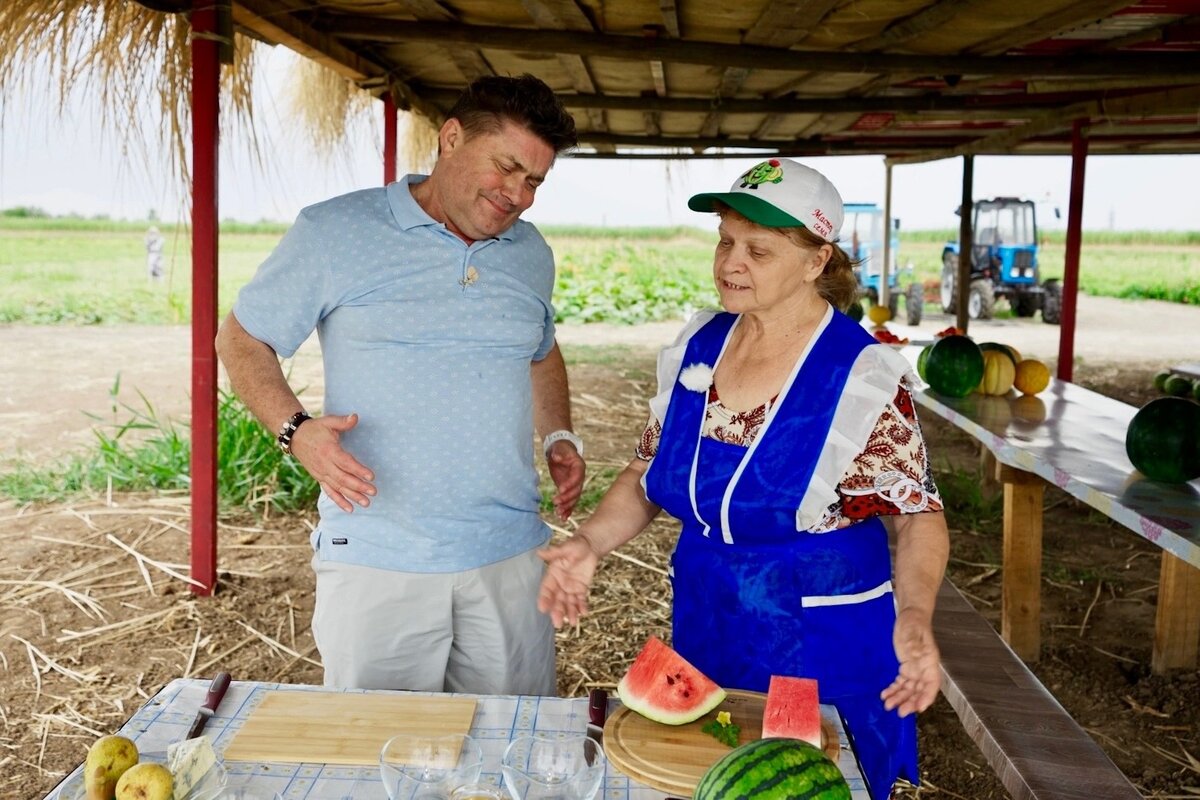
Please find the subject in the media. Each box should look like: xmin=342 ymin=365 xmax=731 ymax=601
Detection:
xmin=277 ymin=411 xmax=312 ymax=455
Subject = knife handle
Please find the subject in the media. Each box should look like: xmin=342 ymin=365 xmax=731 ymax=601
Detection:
xmin=204 ymin=672 xmax=231 ymax=709
xmin=587 ymin=688 xmax=608 ymax=728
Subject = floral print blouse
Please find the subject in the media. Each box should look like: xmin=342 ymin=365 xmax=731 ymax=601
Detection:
xmin=636 ymin=384 xmax=943 ymax=531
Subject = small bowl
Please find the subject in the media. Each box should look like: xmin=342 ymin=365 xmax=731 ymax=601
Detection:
xmin=500 ymin=734 xmax=605 ymax=800
xmin=379 ymin=733 xmax=484 ymax=800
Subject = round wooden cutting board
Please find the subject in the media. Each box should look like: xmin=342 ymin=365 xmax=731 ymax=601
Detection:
xmin=602 ymin=689 xmax=841 ymax=796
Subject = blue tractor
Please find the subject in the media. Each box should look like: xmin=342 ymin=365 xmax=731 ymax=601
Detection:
xmin=841 ymin=203 xmax=923 ymax=325
xmin=940 ymin=197 xmax=1061 ymax=324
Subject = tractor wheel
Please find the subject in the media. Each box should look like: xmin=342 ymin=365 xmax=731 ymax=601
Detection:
xmin=888 ymin=290 xmax=900 ymax=320
xmin=968 ymin=278 xmax=995 ymax=320
xmin=1042 ymin=279 xmax=1062 ymax=324
xmin=940 ymin=253 xmax=957 ymax=313
xmin=1013 ymin=291 xmax=1039 ymax=318
xmin=906 ymin=282 xmax=924 ymax=326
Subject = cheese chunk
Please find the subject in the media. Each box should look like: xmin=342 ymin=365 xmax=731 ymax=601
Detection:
xmin=166 ymin=736 xmax=218 ymax=800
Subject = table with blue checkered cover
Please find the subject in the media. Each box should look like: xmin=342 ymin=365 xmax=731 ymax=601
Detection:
xmin=46 ymin=678 xmax=870 ymax=799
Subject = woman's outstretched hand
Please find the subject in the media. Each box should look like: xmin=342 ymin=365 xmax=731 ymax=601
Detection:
xmin=536 ymin=534 xmax=600 ymax=628
xmin=881 ymin=607 xmax=942 ymax=717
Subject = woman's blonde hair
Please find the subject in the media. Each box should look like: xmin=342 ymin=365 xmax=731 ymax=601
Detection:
xmin=715 ymin=205 xmax=862 ymax=312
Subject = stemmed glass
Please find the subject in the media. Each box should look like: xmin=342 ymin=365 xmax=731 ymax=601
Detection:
xmin=379 ymin=733 xmax=484 ymax=800
xmin=500 ymin=733 xmax=605 ymax=800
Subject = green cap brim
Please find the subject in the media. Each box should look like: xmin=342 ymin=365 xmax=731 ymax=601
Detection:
xmin=687 ymin=192 xmax=805 ymax=229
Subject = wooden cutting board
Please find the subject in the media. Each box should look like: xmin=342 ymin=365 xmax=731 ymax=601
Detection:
xmin=603 ymin=689 xmax=840 ymax=796
xmin=223 ymin=691 xmax=476 ymax=766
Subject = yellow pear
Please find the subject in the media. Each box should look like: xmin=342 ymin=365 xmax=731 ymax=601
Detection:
xmin=115 ymin=762 xmax=174 ymax=800
xmin=84 ymin=735 xmax=139 ymax=800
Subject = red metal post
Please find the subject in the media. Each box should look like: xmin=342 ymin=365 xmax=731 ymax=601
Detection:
xmin=383 ymin=92 xmax=397 ymax=186
xmin=191 ymin=0 xmax=220 ymax=595
xmin=1058 ymin=119 xmax=1088 ymax=382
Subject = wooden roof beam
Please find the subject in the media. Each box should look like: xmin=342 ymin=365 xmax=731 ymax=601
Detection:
xmin=967 ymin=0 xmax=1135 ymax=56
xmin=323 ymin=17 xmax=1200 ymax=77
xmin=399 ymin=0 xmax=494 ymax=81
xmin=232 ymin=0 xmax=446 ymax=125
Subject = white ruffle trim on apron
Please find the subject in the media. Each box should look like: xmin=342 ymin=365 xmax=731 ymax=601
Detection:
xmin=794 ymin=343 xmax=916 ymax=532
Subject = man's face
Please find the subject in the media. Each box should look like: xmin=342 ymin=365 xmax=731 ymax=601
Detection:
xmin=434 ymin=117 xmax=556 ymax=241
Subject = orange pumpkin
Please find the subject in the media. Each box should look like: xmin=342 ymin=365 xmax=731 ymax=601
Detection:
xmin=976 ymin=349 xmax=1016 ymax=395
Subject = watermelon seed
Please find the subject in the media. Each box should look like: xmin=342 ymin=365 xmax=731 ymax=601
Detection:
xmin=666 ymin=675 xmax=675 ymax=685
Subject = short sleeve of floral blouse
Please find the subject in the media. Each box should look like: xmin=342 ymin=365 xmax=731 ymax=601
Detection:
xmin=636 ymin=385 xmax=943 ymax=532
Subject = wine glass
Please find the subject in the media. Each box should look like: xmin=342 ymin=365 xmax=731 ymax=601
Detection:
xmin=379 ymin=733 xmax=483 ymax=800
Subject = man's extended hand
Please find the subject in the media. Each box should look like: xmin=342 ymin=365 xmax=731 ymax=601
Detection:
xmin=289 ymin=413 xmax=376 ymax=513
xmin=546 ymin=440 xmax=585 ymax=520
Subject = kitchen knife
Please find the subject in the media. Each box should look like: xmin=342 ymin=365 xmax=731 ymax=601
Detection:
xmin=185 ymin=672 xmax=230 ymax=740
xmin=586 ymin=688 xmax=608 ymax=746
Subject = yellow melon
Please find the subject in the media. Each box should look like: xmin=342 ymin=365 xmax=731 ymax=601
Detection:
xmin=1013 ymin=359 xmax=1050 ymax=395
xmin=867 ymin=304 xmax=892 ymax=325
xmin=976 ymin=349 xmax=1016 ymax=395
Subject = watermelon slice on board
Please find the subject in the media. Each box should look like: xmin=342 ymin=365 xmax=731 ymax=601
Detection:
xmin=616 ymin=636 xmax=726 ymax=725
xmin=761 ymin=675 xmax=821 ymax=748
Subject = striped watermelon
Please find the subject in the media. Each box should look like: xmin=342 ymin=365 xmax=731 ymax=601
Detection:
xmin=694 ymin=738 xmax=851 ymax=800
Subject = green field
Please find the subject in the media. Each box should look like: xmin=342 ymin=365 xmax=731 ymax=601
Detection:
xmin=1 ymin=217 xmax=1196 ymax=325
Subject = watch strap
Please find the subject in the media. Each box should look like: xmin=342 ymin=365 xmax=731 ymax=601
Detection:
xmin=542 ymin=429 xmax=583 ymax=458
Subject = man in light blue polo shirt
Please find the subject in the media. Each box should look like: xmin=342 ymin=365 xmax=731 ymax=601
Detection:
xmin=215 ymin=75 xmax=585 ymax=695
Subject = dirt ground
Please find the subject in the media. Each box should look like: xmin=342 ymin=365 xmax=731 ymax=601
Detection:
xmin=2 ymin=298 xmax=1199 ymax=799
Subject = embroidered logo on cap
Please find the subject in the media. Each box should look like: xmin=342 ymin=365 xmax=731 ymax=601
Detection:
xmin=739 ymin=159 xmax=784 ymax=190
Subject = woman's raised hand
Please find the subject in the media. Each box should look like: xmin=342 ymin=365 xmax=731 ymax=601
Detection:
xmin=880 ymin=607 xmax=942 ymax=717
xmin=536 ymin=534 xmax=600 ymax=628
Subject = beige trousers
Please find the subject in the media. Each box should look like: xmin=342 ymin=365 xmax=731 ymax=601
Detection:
xmin=311 ymin=549 xmax=556 ymax=695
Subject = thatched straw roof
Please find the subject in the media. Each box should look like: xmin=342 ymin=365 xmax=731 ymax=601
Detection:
xmin=4 ymin=0 xmax=1200 ymax=168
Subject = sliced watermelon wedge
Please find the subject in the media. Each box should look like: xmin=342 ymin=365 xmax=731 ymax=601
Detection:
xmin=616 ymin=636 xmax=726 ymax=725
xmin=761 ymin=675 xmax=821 ymax=748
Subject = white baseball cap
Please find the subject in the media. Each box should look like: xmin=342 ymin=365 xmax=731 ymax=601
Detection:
xmin=688 ymin=158 xmax=844 ymax=242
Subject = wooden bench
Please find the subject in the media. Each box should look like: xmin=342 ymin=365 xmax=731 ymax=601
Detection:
xmin=934 ymin=577 xmax=1143 ymax=799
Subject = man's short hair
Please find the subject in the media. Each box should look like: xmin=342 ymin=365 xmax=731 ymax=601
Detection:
xmin=447 ymin=74 xmax=577 ymax=154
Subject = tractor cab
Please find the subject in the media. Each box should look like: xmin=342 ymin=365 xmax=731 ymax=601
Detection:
xmin=941 ymin=197 xmax=1061 ymax=323
xmin=840 ymin=203 xmax=923 ymax=325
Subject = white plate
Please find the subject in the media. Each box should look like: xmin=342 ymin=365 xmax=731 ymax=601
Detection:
xmin=60 ymin=750 xmax=228 ymax=800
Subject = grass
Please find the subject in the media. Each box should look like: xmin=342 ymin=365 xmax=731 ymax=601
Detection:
xmin=0 ymin=378 xmax=318 ymax=514
xmin=1 ymin=218 xmax=1197 ymax=327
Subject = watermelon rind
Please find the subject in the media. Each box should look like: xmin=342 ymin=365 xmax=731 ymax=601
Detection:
xmin=616 ymin=636 xmax=726 ymax=725
xmin=695 ymin=738 xmax=851 ymax=800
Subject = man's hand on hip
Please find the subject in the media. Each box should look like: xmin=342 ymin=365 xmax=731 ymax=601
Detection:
xmin=546 ymin=440 xmax=585 ymax=520
xmin=290 ymin=413 xmax=376 ymax=513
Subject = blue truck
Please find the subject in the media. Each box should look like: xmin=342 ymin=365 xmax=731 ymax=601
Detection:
xmin=940 ymin=197 xmax=1061 ymax=324
xmin=840 ymin=203 xmax=923 ymax=325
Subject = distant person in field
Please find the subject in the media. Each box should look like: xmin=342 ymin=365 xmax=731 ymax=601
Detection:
xmin=215 ymin=74 xmax=584 ymax=696
xmin=144 ymin=225 xmax=164 ymax=281
xmin=537 ymin=159 xmax=950 ymax=799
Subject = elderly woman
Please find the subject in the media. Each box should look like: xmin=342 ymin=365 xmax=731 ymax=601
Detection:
xmin=537 ymin=159 xmax=949 ymax=799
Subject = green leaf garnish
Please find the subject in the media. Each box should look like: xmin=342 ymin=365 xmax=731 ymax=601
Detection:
xmin=701 ymin=718 xmax=740 ymax=747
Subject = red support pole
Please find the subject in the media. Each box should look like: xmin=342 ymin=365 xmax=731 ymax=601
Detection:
xmin=1057 ymin=119 xmax=1088 ymax=383
xmin=383 ymin=92 xmax=397 ymax=186
xmin=191 ymin=0 xmax=220 ymax=595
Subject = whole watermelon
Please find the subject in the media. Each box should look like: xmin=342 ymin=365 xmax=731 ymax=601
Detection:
xmin=694 ymin=738 xmax=850 ymax=800
xmin=924 ymin=335 xmax=984 ymax=398
xmin=1125 ymin=397 xmax=1200 ymax=484
xmin=916 ymin=344 xmax=933 ymax=382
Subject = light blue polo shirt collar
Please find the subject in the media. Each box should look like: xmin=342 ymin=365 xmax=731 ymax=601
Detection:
xmin=386 ymin=173 xmax=518 ymax=242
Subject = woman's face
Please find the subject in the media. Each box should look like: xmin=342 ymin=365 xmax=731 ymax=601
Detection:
xmin=713 ymin=212 xmax=830 ymax=316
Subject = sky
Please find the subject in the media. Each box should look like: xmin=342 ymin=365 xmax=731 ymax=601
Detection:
xmin=2 ymin=47 xmax=1198 ymax=232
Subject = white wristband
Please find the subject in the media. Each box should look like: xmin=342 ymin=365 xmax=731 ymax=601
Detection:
xmin=542 ymin=429 xmax=584 ymax=458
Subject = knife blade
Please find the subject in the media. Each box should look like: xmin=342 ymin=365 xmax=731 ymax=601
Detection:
xmin=185 ymin=671 xmax=230 ymax=740
xmin=586 ymin=688 xmax=608 ymax=746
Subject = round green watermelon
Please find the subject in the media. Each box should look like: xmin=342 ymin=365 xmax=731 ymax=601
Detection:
xmin=1125 ymin=397 xmax=1200 ymax=484
xmin=924 ymin=335 xmax=984 ymax=398
xmin=695 ymin=738 xmax=850 ymax=800
xmin=916 ymin=344 xmax=933 ymax=382
xmin=1164 ymin=374 xmax=1194 ymax=398
xmin=1153 ymin=370 xmax=1172 ymax=392
xmin=845 ymin=301 xmax=864 ymax=322
xmin=978 ymin=341 xmax=1018 ymax=368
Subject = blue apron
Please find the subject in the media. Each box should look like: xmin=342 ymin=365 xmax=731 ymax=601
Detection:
xmin=644 ymin=310 xmax=917 ymax=799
